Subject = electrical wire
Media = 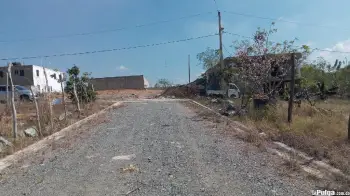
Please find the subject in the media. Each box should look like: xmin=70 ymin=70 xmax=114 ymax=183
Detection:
xmin=223 ymin=10 xmax=350 ymax=31
xmin=223 ymin=44 xmax=233 ymax=56
xmin=224 ymin=31 xmax=350 ymax=54
xmin=0 ymin=33 xmax=218 ymax=61
xmin=0 ymin=12 xmax=213 ymax=43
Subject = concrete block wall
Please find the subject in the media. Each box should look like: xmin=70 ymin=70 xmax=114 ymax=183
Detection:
xmin=0 ymin=66 xmax=34 ymax=86
xmin=90 ymin=75 xmax=145 ymax=90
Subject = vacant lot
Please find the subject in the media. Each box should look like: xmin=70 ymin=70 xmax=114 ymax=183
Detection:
xmin=97 ymin=89 xmax=163 ymax=101
xmin=193 ymin=97 xmax=350 ymax=177
xmin=246 ymin=99 xmax=350 ymax=175
xmin=0 ymin=89 xmax=160 ymax=158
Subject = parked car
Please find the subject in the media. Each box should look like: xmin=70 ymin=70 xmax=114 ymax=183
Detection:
xmin=206 ymin=83 xmax=241 ymax=98
xmin=0 ymin=85 xmax=35 ymax=103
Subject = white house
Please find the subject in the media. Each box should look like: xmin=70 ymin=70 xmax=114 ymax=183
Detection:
xmin=31 ymin=65 xmax=65 ymax=93
xmin=0 ymin=63 xmax=65 ymax=93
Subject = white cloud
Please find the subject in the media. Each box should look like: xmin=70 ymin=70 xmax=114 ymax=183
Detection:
xmin=195 ymin=71 xmax=205 ymax=78
xmin=311 ymin=39 xmax=350 ymax=63
xmin=117 ymin=65 xmax=128 ymax=71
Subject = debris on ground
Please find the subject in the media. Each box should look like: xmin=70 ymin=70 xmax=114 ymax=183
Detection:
xmin=0 ymin=136 xmax=13 ymax=152
xmin=24 ymin=127 xmax=38 ymax=137
xmin=211 ymin=98 xmax=218 ymax=103
xmin=121 ymin=164 xmax=139 ymax=173
xmin=59 ymin=112 xmax=73 ymax=121
xmin=52 ymin=98 xmax=63 ymax=105
xmin=161 ymin=84 xmax=202 ymax=98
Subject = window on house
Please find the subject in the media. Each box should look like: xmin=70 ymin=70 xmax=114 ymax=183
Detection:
xmin=36 ymin=70 xmax=39 ymax=77
xmin=59 ymin=74 xmax=62 ymax=80
xmin=0 ymin=86 xmax=6 ymax=91
xmin=14 ymin=70 xmax=19 ymax=75
xmin=52 ymin=73 xmax=57 ymax=79
xmin=0 ymin=71 xmax=3 ymax=78
xmin=20 ymin=70 xmax=24 ymax=76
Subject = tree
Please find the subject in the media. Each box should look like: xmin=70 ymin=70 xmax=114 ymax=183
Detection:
xmin=301 ymin=58 xmax=350 ymax=97
xmin=154 ymin=79 xmax=172 ymax=88
xmin=233 ymin=25 xmax=310 ymax=101
xmin=65 ymin=65 xmax=96 ymax=109
xmin=197 ymin=47 xmax=220 ymax=70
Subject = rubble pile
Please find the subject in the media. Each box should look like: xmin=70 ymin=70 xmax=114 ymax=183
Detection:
xmin=161 ymin=85 xmax=202 ymax=98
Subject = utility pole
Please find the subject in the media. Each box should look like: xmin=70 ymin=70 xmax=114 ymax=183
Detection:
xmin=218 ymin=11 xmax=226 ymax=94
xmin=288 ymin=53 xmax=296 ymax=123
xmin=218 ymin=11 xmax=224 ymax=70
xmin=188 ymin=54 xmax=191 ymax=84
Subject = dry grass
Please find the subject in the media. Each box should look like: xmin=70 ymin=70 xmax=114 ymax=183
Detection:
xmin=242 ymin=99 xmax=350 ymax=175
xmin=0 ymin=98 xmax=112 ymax=158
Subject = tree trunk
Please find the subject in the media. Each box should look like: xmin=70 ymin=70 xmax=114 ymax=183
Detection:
xmin=60 ymin=81 xmax=67 ymax=121
xmin=30 ymin=86 xmax=42 ymax=137
xmin=43 ymin=67 xmax=54 ymax=133
xmin=91 ymin=84 xmax=95 ymax=92
xmin=7 ymin=63 xmax=17 ymax=139
xmin=73 ymin=80 xmax=81 ymax=113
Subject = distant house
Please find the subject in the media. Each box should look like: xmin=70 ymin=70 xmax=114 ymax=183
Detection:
xmin=0 ymin=63 xmax=65 ymax=93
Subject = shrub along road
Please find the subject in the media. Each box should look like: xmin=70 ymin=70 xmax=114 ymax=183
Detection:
xmin=0 ymin=100 xmax=315 ymax=195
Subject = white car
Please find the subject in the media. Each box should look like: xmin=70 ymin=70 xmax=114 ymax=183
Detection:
xmin=0 ymin=85 xmax=35 ymax=103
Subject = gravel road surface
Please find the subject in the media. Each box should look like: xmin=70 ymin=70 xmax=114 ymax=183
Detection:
xmin=0 ymin=100 xmax=315 ymax=195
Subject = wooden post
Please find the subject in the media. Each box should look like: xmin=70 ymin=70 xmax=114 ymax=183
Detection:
xmin=348 ymin=113 xmax=350 ymax=141
xmin=288 ymin=53 xmax=296 ymax=123
xmin=30 ymin=86 xmax=42 ymax=137
xmin=188 ymin=54 xmax=191 ymax=95
xmin=7 ymin=63 xmax=17 ymax=138
xmin=59 ymin=76 xmax=67 ymax=122
xmin=188 ymin=54 xmax=191 ymax=84
xmin=73 ymin=80 xmax=81 ymax=112
xmin=43 ymin=67 xmax=54 ymax=133
xmin=6 ymin=72 xmax=9 ymax=105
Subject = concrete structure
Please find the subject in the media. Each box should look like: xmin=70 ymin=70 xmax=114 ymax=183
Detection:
xmin=0 ymin=64 xmax=65 ymax=93
xmin=90 ymin=75 xmax=147 ymax=91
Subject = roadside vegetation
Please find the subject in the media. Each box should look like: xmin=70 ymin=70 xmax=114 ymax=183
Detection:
xmin=164 ymin=24 xmax=350 ymax=178
xmin=0 ymin=64 xmax=108 ymax=158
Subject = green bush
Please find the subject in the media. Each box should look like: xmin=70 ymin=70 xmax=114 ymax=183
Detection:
xmin=65 ymin=65 xmax=97 ymax=103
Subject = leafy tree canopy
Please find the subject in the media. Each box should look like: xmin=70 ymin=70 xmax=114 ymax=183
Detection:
xmin=154 ymin=78 xmax=172 ymax=88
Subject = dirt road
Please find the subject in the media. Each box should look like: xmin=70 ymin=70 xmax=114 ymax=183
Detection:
xmin=0 ymin=100 xmax=314 ymax=195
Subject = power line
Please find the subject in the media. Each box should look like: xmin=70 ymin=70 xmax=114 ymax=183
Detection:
xmin=316 ymin=49 xmax=350 ymax=54
xmin=224 ymin=31 xmax=350 ymax=55
xmin=224 ymin=31 xmax=253 ymax=39
xmin=0 ymin=33 xmax=218 ymax=61
xmin=0 ymin=12 xmax=213 ymax=43
xmin=223 ymin=10 xmax=350 ymax=31
xmin=223 ymin=44 xmax=233 ymax=56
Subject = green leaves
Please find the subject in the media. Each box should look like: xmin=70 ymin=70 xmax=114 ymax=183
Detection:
xmin=155 ymin=78 xmax=172 ymax=88
xmin=65 ymin=65 xmax=96 ymax=103
xmin=196 ymin=47 xmax=220 ymax=70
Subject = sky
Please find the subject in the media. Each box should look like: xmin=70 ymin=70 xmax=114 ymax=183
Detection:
xmin=1 ymin=0 xmax=350 ymax=86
